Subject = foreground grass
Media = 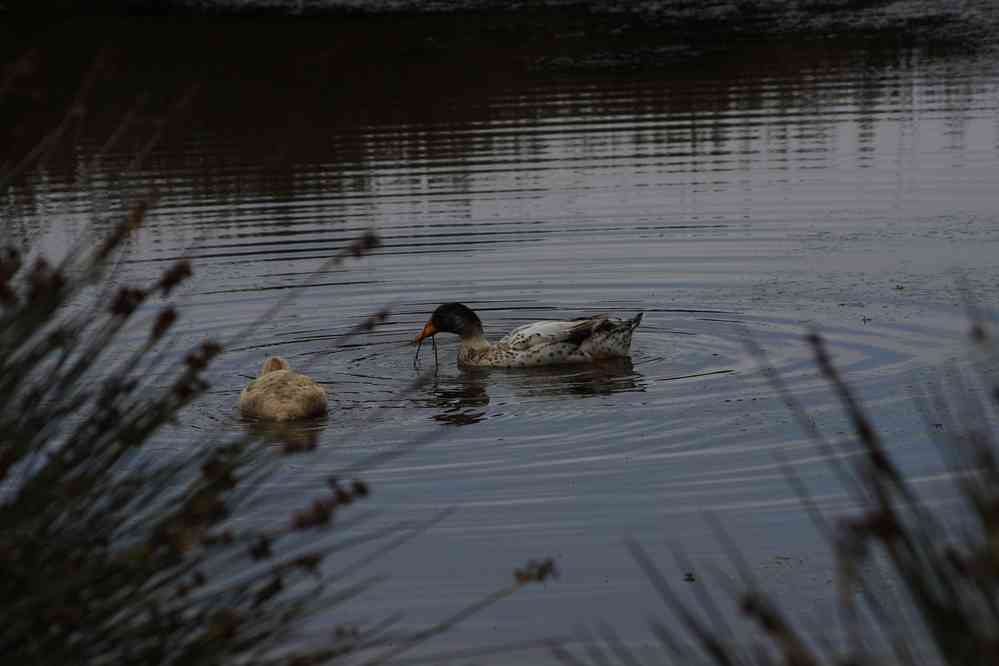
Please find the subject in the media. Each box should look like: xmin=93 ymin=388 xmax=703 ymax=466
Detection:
xmin=1 ymin=52 xmax=557 ymax=657
xmin=0 ymin=213 xmax=560 ymax=664
xmin=556 ymin=323 xmax=999 ymax=665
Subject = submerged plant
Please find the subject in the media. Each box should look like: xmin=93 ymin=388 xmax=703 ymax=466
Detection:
xmin=556 ymin=322 xmax=999 ymax=666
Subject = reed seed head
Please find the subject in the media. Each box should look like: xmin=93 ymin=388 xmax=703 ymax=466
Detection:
xmin=0 ymin=247 xmax=21 ymax=305
xmin=292 ymin=553 xmax=322 ymax=574
xmin=253 ymin=576 xmax=284 ymax=607
xmin=151 ymin=306 xmax=177 ymax=341
xmin=27 ymin=257 xmax=64 ymax=303
xmin=110 ymin=286 xmax=146 ymax=316
xmin=249 ymin=535 xmax=273 ymax=560
xmin=514 ymin=558 xmax=557 ymax=583
xmin=349 ymin=230 xmax=382 ymax=258
xmin=0 ymin=246 xmax=21 ymax=280
xmin=159 ymin=259 xmax=192 ymax=297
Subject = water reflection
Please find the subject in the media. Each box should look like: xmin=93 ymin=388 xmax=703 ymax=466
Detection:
xmin=242 ymin=417 xmax=329 ymax=453
xmin=1 ymin=12 xmax=995 ymax=218
xmin=421 ymin=358 xmax=643 ymax=425
xmin=501 ymin=358 xmax=643 ymax=398
xmin=424 ymin=370 xmax=491 ymax=426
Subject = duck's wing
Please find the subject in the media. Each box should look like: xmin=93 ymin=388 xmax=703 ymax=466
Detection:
xmin=499 ymin=316 xmax=611 ymax=351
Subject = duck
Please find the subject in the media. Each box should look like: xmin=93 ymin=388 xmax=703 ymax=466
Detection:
xmin=414 ymin=302 xmax=642 ymax=368
xmin=239 ymin=356 xmax=328 ymax=421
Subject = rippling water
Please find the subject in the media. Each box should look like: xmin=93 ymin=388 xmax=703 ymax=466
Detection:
xmin=4 ymin=6 xmax=999 ymax=659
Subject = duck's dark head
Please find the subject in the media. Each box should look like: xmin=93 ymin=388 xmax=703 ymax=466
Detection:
xmin=415 ymin=302 xmax=483 ymax=343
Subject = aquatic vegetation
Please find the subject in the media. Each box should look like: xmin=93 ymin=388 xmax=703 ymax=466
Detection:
xmin=556 ymin=323 xmax=999 ymax=665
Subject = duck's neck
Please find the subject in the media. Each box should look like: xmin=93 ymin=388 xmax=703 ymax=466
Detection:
xmin=459 ymin=332 xmax=491 ymax=352
xmin=457 ymin=332 xmax=491 ymax=365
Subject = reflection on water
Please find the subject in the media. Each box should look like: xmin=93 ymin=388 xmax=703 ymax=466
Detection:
xmin=242 ymin=417 xmax=329 ymax=454
xmin=2 ymin=11 xmax=997 ymax=221
xmin=4 ymin=4 xmax=999 ymax=659
xmin=425 ymin=370 xmax=491 ymax=426
xmin=498 ymin=358 xmax=643 ymax=399
xmin=423 ymin=359 xmax=644 ymax=426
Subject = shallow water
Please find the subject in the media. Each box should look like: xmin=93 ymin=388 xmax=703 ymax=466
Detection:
xmin=4 ymin=5 xmax=999 ymax=660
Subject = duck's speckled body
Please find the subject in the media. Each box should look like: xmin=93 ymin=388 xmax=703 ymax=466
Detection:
xmin=239 ymin=356 xmax=328 ymax=421
xmin=415 ymin=303 xmax=642 ymax=368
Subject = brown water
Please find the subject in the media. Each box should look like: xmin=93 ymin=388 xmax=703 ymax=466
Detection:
xmin=4 ymin=6 xmax=999 ymax=661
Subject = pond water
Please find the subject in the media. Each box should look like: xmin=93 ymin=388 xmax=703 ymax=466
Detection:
xmin=3 ymin=4 xmax=999 ymax=662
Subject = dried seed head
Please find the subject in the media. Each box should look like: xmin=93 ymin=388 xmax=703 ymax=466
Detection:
xmin=27 ymin=257 xmax=63 ymax=303
xmin=50 ymin=270 xmax=66 ymax=292
xmin=172 ymin=376 xmax=209 ymax=402
xmin=362 ymin=309 xmax=389 ymax=332
xmin=0 ymin=247 xmax=23 ymax=305
xmin=201 ymin=458 xmax=236 ymax=489
xmin=249 ymin=536 xmax=273 ymax=560
xmin=110 ymin=286 xmax=146 ymax=316
xmin=0 ymin=246 xmax=21 ymax=281
xmin=253 ymin=576 xmax=284 ymax=607
xmin=174 ymin=379 xmax=196 ymax=401
xmin=185 ymin=491 xmax=227 ymax=525
xmin=47 ymin=328 xmax=69 ymax=348
xmin=98 ymin=202 xmax=151 ymax=260
xmin=151 ymin=306 xmax=178 ymax=341
xmin=293 ymin=553 xmax=322 ymax=574
xmin=334 ymin=486 xmax=352 ymax=505
xmin=128 ymin=200 xmax=149 ymax=232
xmin=351 ymin=479 xmax=369 ymax=497
xmin=165 ymin=525 xmax=199 ymax=555
xmin=207 ymin=609 xmax=241 ymax=640
xmin=201 ymin=340 xmax=223 ymax=360
xmin=0 ymin=246 xmax=21 ymax=305
xmin=740 ymin=594 xmax=780 ymax=634
xmin=28 ymin=256 xmax=49 ymax=279
xmin=159 ymin=259 xmax=192 ymax=297
xmin=514 ymin=558 xmax=557 ymax=583
xmin=185 ymin=340 xmax=223 ymax=371
xmin=349 ymin=230 xmax=382 ymax=258
xmin=184 ymin=352 xmax=207 ymax=371
xmin=0 ymin=280 xmax=16 ymax=307
xmin=292 ymin=498 xmax=335 ymax=530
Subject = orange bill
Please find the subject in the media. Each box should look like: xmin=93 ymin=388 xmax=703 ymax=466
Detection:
xmin=414 ymin=320 xmax=437 ymax=344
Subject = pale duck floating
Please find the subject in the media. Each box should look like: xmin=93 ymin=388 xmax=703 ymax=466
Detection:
xmin=239 ymin=356 xmax=328 ymax=421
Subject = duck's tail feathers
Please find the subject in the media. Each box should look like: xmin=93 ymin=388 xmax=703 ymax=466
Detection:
xmin=628 ymin=312 xmax=643 ymax=329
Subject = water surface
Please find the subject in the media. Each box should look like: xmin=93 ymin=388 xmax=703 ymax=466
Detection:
xmin=3 ymin=6 xmax=999 ymax=660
